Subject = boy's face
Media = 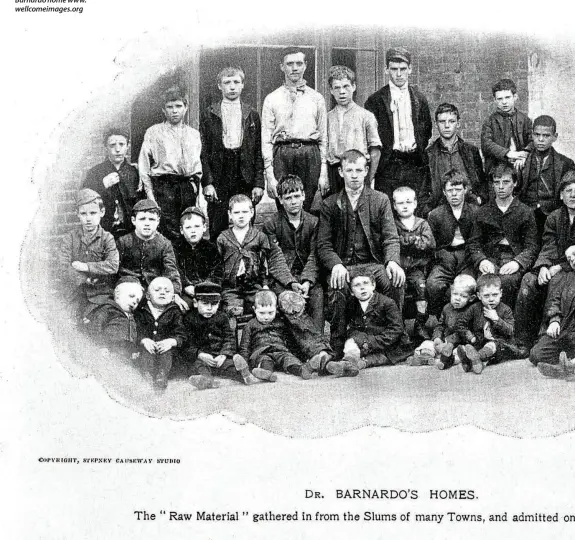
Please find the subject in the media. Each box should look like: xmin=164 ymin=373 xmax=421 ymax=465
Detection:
xmin=560 ymin=183 xmax=575 ymax=210
xmin=443 ymin=181 xmax=467 ymax=208
xmin=147 ymin=278 xmax=174 ymax=308
xmin=281 ymin=52 xmax=306 ymax=84
xmin=180 ymin=214 xmax=206 ymax=245
xmin=330 ymin=78 xmax=356 ymax=107
xmin=131 ymin=211 xmax=160 ymax=239
xmin=194 ymin=298 xmax=220 ymax=319
xmin=533 ymin=125 xmax=557 ymax=153
xmin=386 ymin=61 xmax=411 ymax=88
xmin=393 ymin=192 xmax=417 ymax=219
xmin=566 ymin=247 xmax=575 ymax=271
xmin=494 ymin=90 xmax=518 ymax=114
xmin=254 ymin=302 xmax=277 ymax=324
xmin=218 ymin=74 xmax=244 ymax=101
xmin=339 ymin=158 xmax=368 ymax=191
xmin=163 ymin=99 xmax=188 ymax=125
xmin=436 ymin=112 xmax=460 ymax=140
xmin=450 ymin=285 xmax=472 ymax=310
xmin=279 ymin=189 xmax=305 ymax=216
xmin=115 ymin=283 xmax=143 ymax=313
xmin=492 ymin=173 xmax=516 ymax=201
xmin=228 ymin=201 xmax=254 ymax=229
xmin=78 ymin=201 xmax=104 ymax=233
xmin=478 ymin=285 xmax=502 ymax=310
xmin=105 ymin=134 xmax=128 ymax=165
xmin=350 ymin=276 xmax=376 ymax=302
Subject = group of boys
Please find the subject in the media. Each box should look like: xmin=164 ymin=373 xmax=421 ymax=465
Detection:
xmin=58 ymin=44 xmax=575 ymax=391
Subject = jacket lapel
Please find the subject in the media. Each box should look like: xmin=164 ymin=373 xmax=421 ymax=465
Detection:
xmin=382 ymin=86 xmax=393 ymax=126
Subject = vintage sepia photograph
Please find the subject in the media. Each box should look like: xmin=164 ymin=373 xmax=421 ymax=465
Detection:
xmin=17 ymin=23 xmax=575 ymax=437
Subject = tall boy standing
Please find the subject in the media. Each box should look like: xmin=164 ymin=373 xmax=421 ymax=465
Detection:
xmin=326 ymin=65 xmax=381 ymax=194
xmin=365 ymin=47 xmax=432 ymax=199
xmin=481 ymin=78 xmax=532 ymax=175
xmin=420 ymin=103 xmax=487 ymax=215
xmin=262 ymin=47 xmax=328 ymax=210
xmin=138 ymin=86 xmax=214 ymax=243
xmin=200 ymin=67 xmax=264 ymax=240
xmin=82 ymin=128 xmax=141 ymax=239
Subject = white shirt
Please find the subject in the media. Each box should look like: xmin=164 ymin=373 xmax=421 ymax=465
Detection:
xmin=221 ymin=99 xmax=243 ymax=149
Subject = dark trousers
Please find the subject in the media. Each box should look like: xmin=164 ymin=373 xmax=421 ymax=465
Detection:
xmin=427 ymin=247 xmax=474 ymax=316
xmin=273 ymin=143 xmax=321 ymax=213
xmin=530 ymin=334 xmax=575 ymax=366
xmin=191 ymin=357 xmax=243 ymax=382
xmin=405 ymin=267 xmax=427 ymax=302
xmin=375 ymin=152 xmax=427 ymax=201
xmin=138 ymin=350 xmax=173 ymax=378
xmin=482 ymin=247 xmax=524 ymax=309
xmin=254 ymin=350 xmax=301 ymax=372
xmin=208 ymin=149 xmax=256 ymax=241
xmin=221 ymin=286 xmax=260 ymax=317
xmin=153 ymin=174 xmax=197 ymax=244
xmin=515 ymin=271 xmax=565 ymax=347
xmin=326 ymin=262 xmax=401 ymax=356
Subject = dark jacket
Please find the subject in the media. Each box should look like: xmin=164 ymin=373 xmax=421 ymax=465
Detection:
xmin=58 ymin=225 xmax=119 ymax=300
xmin=518 ymin=147 xmax=575 ymax=214
xmin=239 ymin=317 xmax=291 ymax=363
xmin=262 ymin=210 xmax=319 ymax=285
xmin=481 ymin=109 xmax=532 ymax=174
xmin=116 ymin=232 xmax=182 ymax=294
xmin=456 ymin=301 xmax=514 ymax=346
xmin=364 ymin=84 xmax=432 ymax=173
xmin=534 ymin=206 xmax=575 ymax=271
xmin=317 ymin=187 xmax=401 ymax=272
xmin=546 ymin=271 xmax=575 ymax=335
xmin=174 ymin=238 xmax=223 ymax=289
xmin=134 ymin=302 xmax=186 ymax=347
xmin=421 ymin=137 xmax=487 ymax=214
xmin=395 ymin=216 xmax=435 ymax=269
xmin=183 ymin=309 xmax=236 ymax=361
xmin=427 ymin=203 xmax=477 ymax=250
xmin=346 ymin=291 xmax=404 ymax=355
xmin=199 ymin=101 xmax=264 ymax=190
xmin=432 ymin=302 xmax=476 ymax=342
xmin=216 ymin=227 xmax=293 ymax=289
xmin=89 ymin=299 xmax=138 ymax=355
xmin=82 ymin=160 xmax=141 ymax=235
xmin=467 ymin=198 xmax=539 ymax=271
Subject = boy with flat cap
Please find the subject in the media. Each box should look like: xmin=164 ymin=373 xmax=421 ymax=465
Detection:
xmin=365 ymin=46 xmax=432 ymax=200
xmin=58 ymin=188 xmax=119 ymax=322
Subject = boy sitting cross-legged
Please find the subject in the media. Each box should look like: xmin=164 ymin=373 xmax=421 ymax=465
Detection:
xmin=454 ymin=274 xmax=514 ymax=374
xmin=184 ymin=281 xmax=258 ymax=390
xmin=327 ymin=266 xmax=406 ymax=377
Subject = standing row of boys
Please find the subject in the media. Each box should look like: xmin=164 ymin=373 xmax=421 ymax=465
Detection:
xmin=60 ymin=46 xmax=575 ymax=391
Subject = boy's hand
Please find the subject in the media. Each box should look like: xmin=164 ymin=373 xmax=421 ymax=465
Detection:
xmin=499 ymin=261 xmax=520 ymax=275
xmin=184 ymin=285 xmax=195 ymax=296
xmin=547 ymin=321 xmax=561 ymax=338
xmin=252 ymin=187 xmax=264 ymax=205
xmin=479 ymin=259 xmax=496 ymax=274
xmin=174 ymin=294 xmax=190 ymax=313
xmin=483 ymin=307 xmax=499 ymax=322
xmin=299 ymin=281 xmax=311 ymax=298
xmin=141 ymin=338 xmax=157 ymax=355
xmin=156 ymin=339 xmax=177 ymax=354
xmin=203 ymin=185 xmax=218 ymax=203
xmin=71 ymin=261 xmax=89 ymax=272
xmin=318 ymin=165 xmax=329 ymax=197
xmin=514 ymin=157 xmax=527 ymax=171
xmin=386 ymin=261 xmax=405 ymax=287
xmin=330 ymin=264 xmax=349 ymax=290
xmin=102 ymin=172 xmax=120 ymax=188
xmin=414 ymin=236 xmax=427 ymax=250
xmin=266 ymin=171 xmax=278 ymax=199
xmin=214 ymin=355 xmax=226 ymax=368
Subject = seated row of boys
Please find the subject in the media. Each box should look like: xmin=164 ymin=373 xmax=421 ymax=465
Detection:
xmin=60 ymin=142 xmax=575 ymax=388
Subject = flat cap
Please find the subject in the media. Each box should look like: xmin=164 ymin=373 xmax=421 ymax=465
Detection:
xmin=195 ymin=281 xmax=222 ymax=301
xmin=133 ymin=199 xmax=161 ymax=213
xmin=386 ymin=46 xmax=411 ymax=65
xmin=76 ymin=188 xmax=102 ymax=207
xmin=181 ymin=206 xmax=207 ymax=221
